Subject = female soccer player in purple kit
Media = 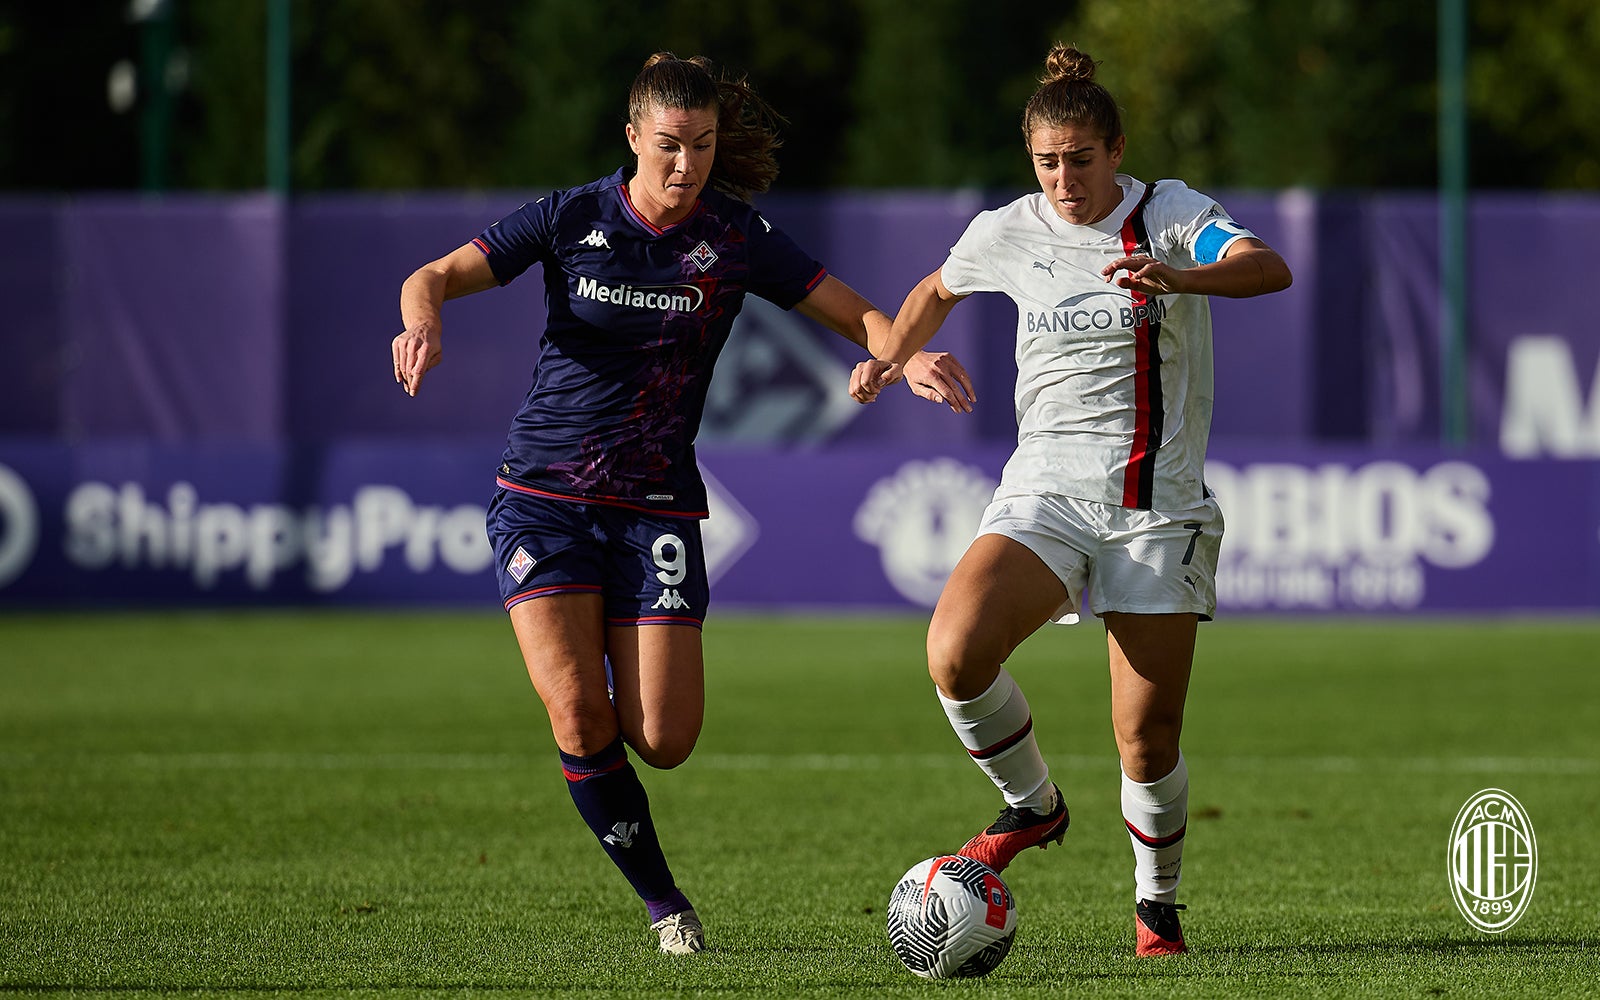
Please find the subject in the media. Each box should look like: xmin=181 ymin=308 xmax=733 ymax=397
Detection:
xmin=853 ymin=44 xmax=1292 ymax=957
xmin=392 ymin=53 xmax=970 ymax=955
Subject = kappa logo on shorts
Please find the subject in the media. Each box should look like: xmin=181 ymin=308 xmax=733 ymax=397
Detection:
xmin=651 ymin=588 xmax=691 ymax=610
xmin=506 ymin=546 xmax=537 ymax=583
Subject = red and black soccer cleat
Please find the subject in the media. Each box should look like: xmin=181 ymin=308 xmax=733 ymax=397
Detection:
xmin=1134 ymin=898 xmax=1187 ymax=956
xmin=957 ymin=784 xmax=1069 ymax=873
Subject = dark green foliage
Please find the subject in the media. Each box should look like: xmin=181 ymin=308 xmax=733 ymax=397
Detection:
xmin=3 ymin=1 xmax=1600 ymax=191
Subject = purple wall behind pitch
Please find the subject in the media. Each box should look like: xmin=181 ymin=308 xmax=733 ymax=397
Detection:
xmin=2 ymin=190 xmax=1598 ymax=611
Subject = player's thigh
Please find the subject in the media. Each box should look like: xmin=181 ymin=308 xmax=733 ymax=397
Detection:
xmin=1104 ymin=611 xmax=1197 ymax=779
xmin=489 ymin=490 xmax=617 ymax=755
xmin=507 ymin=592 xmax=614 ymax=756
xmin=601 ymin=514 xmax=709 ymax=629
xmin=928 ymin=532 xmax=1071 ymax=700
xmin=607 ymin=623 xmax=705 ymax=770
xmin=595 ymin=511 xmax=709 ymax=769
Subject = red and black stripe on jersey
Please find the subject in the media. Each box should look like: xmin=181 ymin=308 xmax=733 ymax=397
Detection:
xmin=1118 ymin=181 xmax=1162 ymax=510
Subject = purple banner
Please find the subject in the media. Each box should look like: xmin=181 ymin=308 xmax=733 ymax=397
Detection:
xmin=2 ymin=441 xmax=1596 ymax=613
xmin=6 ymin=190 xmax=1600 ymax=454
xmin=58 ymin=197 xmax=286 ymax=442
xmin=3 ymin=190 xmax=1599 ymax=611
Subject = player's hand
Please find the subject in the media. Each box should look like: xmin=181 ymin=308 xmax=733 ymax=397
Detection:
xmin=902 ymin=350 xmax=976 ymax=413
xmin=1104 ymin=254 xmax=1183 ymax=296
xmin=392 ymin=324 xmax=442 ymax=397
xmin=850 ymin=358 xmax=902 ymax=403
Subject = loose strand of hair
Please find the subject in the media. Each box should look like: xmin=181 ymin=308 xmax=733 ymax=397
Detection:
xmin=626 ymin=53 xmax=784 ymax=203
xmin=707 ymin=75 xmax=784 ymax=201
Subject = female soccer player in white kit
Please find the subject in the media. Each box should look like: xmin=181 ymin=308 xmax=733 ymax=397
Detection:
xmin=851 ymin=43 xmax=1292 ymax=956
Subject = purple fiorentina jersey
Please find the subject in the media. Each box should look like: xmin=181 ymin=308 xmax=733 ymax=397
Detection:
xmin=474 ymin=167 xmax=826 ymax=517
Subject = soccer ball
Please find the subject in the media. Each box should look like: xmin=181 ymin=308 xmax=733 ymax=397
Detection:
xmin=886 ymin=854 xmax=1017 ymax=978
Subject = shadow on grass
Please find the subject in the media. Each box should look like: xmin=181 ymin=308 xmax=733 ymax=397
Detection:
xmin=1192 ymin=932 xmax=1599 ymax=957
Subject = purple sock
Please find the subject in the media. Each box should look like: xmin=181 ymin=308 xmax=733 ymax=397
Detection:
xmin=644 ymin=888 xmax=693 ymax=923
xmin=560 ymin=737 xmax=690 ymax=917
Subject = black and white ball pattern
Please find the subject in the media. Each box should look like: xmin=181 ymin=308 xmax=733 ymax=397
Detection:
xmin=886 ymin=854 xmax=1017 ymax=978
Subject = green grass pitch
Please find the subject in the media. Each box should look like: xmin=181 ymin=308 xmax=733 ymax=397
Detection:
xmin=2 ymin=611 xmax=1597 ymax=997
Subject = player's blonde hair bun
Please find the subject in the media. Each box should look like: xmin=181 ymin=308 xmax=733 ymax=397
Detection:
xmin=1022 ymin=43 xmax=1122 ymax=145
xmin=1039 ymin=44 xmax=1098 ymax=86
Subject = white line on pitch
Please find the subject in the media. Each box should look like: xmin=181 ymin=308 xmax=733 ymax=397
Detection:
xmin=0 ymin=752 xmax=1594 ymax=774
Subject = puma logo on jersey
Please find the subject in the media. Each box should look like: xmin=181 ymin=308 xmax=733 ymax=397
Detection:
xmin=651 ymin=588 xmax=691 ymax=610
xmin=1032 ymin=260 xmax=1057 ymax=277
xmin=579 ymin=229 xmax=610 ymax=249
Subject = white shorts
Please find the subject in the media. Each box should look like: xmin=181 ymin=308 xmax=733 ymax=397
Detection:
xmin=975 ymin=489 xmax=1224 ymax=625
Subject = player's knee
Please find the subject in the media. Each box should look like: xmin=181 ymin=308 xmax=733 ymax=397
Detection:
xmin=548 ymin=701 xmax=621 ymax=758
xmin=631 ymin=732 xmax=697 ymax=770
xmin=925 ymin=627 xmax=964 ymax=697
xmin=926 ymin=623 xmax=998 ymax=701
xmin=1116 ymin=725 xmax=1183 ymax=782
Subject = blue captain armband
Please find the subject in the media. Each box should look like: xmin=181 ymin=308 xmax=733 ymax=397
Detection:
xmin=1193 ymin=219 xmax=1253 ymax=265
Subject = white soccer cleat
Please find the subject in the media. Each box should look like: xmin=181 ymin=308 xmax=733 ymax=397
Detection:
xmin=651 ymin=908 xmax=706 ymax=955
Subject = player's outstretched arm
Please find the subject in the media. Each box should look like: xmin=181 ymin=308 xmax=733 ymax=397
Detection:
xmin=393 ymin=243 xmax=499 ymax=397
xmin=798 ymin=274 xmax=974 ymax=412
xmin=850 ymin=268 xmax=970 ymax=408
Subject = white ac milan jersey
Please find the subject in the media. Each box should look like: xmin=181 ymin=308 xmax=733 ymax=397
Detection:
xmin=940 ymin=175 xmax=1254 ymax=510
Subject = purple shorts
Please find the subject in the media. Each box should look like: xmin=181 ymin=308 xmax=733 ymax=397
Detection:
xmin=486 ymin=486 xmax=709 ymax=628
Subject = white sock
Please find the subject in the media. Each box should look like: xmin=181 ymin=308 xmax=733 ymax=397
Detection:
xmin=1121 ymin=753 xmax=1188 ymax=905
xmin=937 ymin=668 xmax=1053 ymax=810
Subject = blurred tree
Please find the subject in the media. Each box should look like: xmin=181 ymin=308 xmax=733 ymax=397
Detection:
xmin=0 ymin=0 xmax=142 ymax=189
xmin=176 ymin=0 xmax=268 ymax=189
xmin=489 ymin=1 xmax=866 ymax=190
xmin=1065 ymin=0 xmax=1437 ymax=190
xmin=650 ymin=2 xmax=866 ymax=190
xmin=844 ymin=0 xmax=1053 ymax=189
xmin=1214 ymin=0 xmax=1438 ymax=189
xmin=493 ymin=0 xmax=642 ymax=189
xmin=289 ymin=0 xmax=523 ymax=189
xmin=5 ymin=1 xmax=1600 ymax=193
xmin=1470 ymin=0 xmax=1600 ymax=188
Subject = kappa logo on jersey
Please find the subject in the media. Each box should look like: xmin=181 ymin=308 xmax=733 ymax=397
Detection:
xmin=578 ymin=229 xmax=610 ymax=249
xmin=687 ymin=241 xmax=719 ymax=272
xmin=650 ymin=588 xmax=691 ymax=610
xmin=574 ymin=276 xmax=705 ymax=313
xmin=506 ymin=546 xmax=537 ymax=583
xmin=1032 ymin=260 xmax=1057 ymax=277
xmin=603 ymin=821 xmax=639 ymax=849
